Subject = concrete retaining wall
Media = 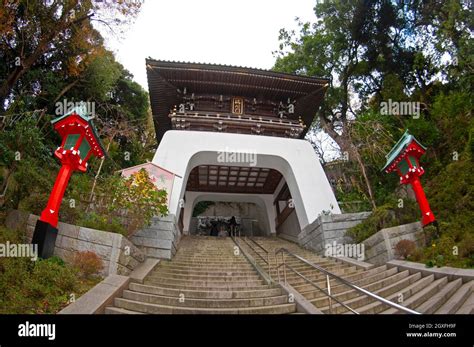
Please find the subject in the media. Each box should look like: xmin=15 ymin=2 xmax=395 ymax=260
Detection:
xmin=130 ymin=214 xmax=181 ymax=260
xmin=298 ymin=212 xmax=371 ymax=254
xmin=361 ymin=222 xmax=424 ymax=266
xmin=6 ymin=210 xmax=145 ymax=277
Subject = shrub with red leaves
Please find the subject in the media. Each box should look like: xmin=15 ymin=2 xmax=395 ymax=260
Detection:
xmin=70 ymin=251 xmax=103 ymax=279
xmin=394 ymin=239 xmax=417 ymax=260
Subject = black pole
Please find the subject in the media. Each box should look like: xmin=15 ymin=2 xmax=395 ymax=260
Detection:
xmin=31 ymin=220 xmax=58 ymax=259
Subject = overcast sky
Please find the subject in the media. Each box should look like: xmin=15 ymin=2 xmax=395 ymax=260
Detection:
xmin=103 ymin=0 xmax=317 ymax=90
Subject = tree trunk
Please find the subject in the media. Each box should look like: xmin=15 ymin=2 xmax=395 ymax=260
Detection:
xmin=352 ymin=145 xmax=377 ymax=209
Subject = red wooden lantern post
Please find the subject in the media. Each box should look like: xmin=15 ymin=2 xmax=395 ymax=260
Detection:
xmin=382 ymin=130 xmax=436 ymax=227
xmin=32 ymin=106 xmax=106 ymax=258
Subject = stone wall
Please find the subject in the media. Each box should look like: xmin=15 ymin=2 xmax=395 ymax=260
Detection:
xmin=298 ymin=212 xmax=371 ymax=254
xmin=6 ymin=210 xmax=145 ymax=277
xmin=130 ymin=214 xmax=181 ymax=260
xmin=361 ymin=222 xmax=424 ymax=266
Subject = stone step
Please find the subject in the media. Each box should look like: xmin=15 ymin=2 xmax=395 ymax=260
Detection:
xmin=114 ymin=298 xmax=296 ymax=314
xmin=129 ymin=283 xmax=283 ymax=299
xmin=267 ymin=260 xmax=349 ymax=272
xmin=456 ymin=292 xmax=474 ymax=314
xmin=105 ymin=307 xmax=144 ymax=314
xmin=122 ymin=290 xmax=289 ymax=308
xmin=174 ymin=253 xmax=244 ymax=257
xmin=413 ymin=278 xmax=462 ymax=314
xmin=436 ymin=281 xmax=474 ymax=314
xmin=289 ymin=267 xmax=362 ymax=292
xmin=381 ymin=277 xmax=449 ymax=314
xmin=143 ymin=279 xmax=268 ymax=291
xmin=151 ymin=268 xmax=259 ymax=277
xmin=148 ymin=272 xmax=261 ymax=281
xmin=158 ymin=266 xmax=256 ymax=274
xmin=301 ymin=266 xmax=395 ymax=299
xmin=111 ymin=235 xmax=474 ymax=315
xmin=177 ymin=250 xmax=237 ymax=252
xmin=270 ymin=268 xmax=362 ymax=289
xmin=239 ymin=259 xmax=335 ymax=269
xmin=320 ymin=272 xmax=423 ymax=313
xmin=268 ymin=261 xmax=353 ymax=276
xmin=161 ymin=260 xmax=252 ymax=266
xmin=169 ymin=259 xmax=250 ymax=265
xmin=311 ymin=270 xmax=410 ymax=308
xmin=144 ymin=275 xmax=266 ymax=287
xmin=353 ymin=275 xmax=435 ymax=314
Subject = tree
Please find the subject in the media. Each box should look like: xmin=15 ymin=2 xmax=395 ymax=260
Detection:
xmin=0 ymin=0 xmax=142 ymax=109
xmin=273 ymin=0 xmax=472 ymax=208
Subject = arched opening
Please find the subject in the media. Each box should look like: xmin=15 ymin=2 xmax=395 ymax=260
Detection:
xmin=153 ymin=131 xmax=340 ymax=239
xmin=183 ymin=191 xmax=275 ymax=236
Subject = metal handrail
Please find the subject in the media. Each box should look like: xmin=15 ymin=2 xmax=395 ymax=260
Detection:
xmin=275 ymin=247 xmax=420 ymax=315
xmin=281 ymin=261 xmax=359 ymax=314
xmin=247 ymin=237 xmax=269 ymax=255
xmin=240 ymin=237 xmax=272 ymax=277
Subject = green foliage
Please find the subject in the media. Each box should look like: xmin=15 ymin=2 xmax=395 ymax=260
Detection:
xmin=409 ymin=223 xmax=473 ymax=268
xmin=80 ymin=51 xmax=122 ymax=102
xmin=0 ymin=226 xmax=99 ymax=313
xmin=74 ymin=170 xmax=168 ymax=237
xmin=419 ymin=150 xmax=474 ymax=268
xmin=192 ymin=201 xmax=215 ymax=217
xmin=77 ymin=212 xmax=127 ymax=235
xmin=335 ymin=188 xmax=372 ymax=213
xmin=0 ymin=0 xmax=143 ymax=108
xmin=274 ymin=1 xmax=473 ymax=268
xmin=112 ymin=169 xmax=168 ymax=235
xmin=468 ymin=126 xmax=474 ymax=160
xmin=427 ymin=156 xmax=474 ymax=221
xmin=0 ymin=117 xmax=57 ymax=208
xmin=347 ymin=199 xmax=419 ymax=243
xmin=47 ymin=256 xmax=66 ymax=267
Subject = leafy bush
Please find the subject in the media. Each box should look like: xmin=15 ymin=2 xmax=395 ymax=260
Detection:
xmin=77 ymin=212 xmax=127 ymax=235
xmin=421 ymin=143 xmax=474 ymax=268
xmin=84 ymin=169 xmax=168 ymax=237
xmin=414 ymin=224 xmax=474 ymax=269
xmin=346 ymin=199 xmax=419 ymax=243
xmin=0 ymin=226 xmax=100 ymax=313
xmin=0 ymin=253 xmax=78 ymax=313
xmin=69 ymin=251 xmax=103 ymax=279
xmin=47 ymin=255 xmax=66 ymax=267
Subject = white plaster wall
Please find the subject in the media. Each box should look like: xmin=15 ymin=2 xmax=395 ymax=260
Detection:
xmin=152 ymin=130 xmax=340 ymax=231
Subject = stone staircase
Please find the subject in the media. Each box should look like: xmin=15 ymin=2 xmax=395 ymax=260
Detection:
xmin=105 ymin=236 xmax=296 ymax=314
xmin=105 ymin=235 xmax=473 ymax=314
xmin=242 ymin=237 xmax=474 ymax=314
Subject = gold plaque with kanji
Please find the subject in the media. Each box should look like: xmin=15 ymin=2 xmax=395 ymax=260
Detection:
xmin=231 ymin=97 xmax=244 ymax=114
